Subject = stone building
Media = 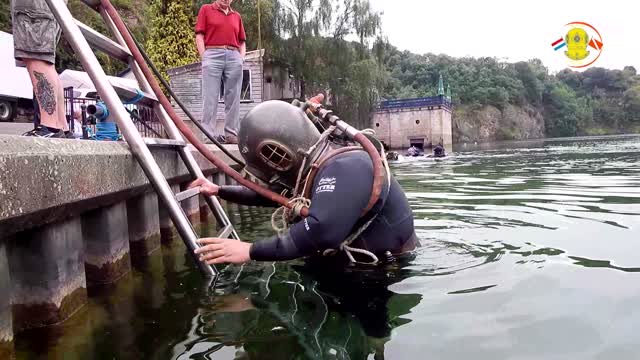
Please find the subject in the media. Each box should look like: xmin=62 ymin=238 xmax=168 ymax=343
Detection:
xmin=166 ymin=49 xmax=300 ymax=138
xmin=371 ymin=76 xmax=453 ymax=150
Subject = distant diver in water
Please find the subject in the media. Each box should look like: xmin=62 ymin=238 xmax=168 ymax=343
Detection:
xmin=386 ymin=151 xmax=399 ymax=161
xmin=432 ymin=144 xmax=446 ymax=158
xmin=405 ymin=146 xmax=424 ymax=157
xmin=190 ymin=100 xmax=418 ymax=268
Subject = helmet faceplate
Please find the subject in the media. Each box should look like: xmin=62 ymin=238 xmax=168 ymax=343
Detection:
xmin=238 ymin=100 xmax=322 ymax=190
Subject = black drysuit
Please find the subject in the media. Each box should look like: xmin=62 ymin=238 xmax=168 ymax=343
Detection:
xmin=217 ymin=150 xmax=417 ymax=262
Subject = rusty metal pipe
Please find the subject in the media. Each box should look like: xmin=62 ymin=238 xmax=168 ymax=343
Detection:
xmin=310 ymin=102 xmax=385 ymax=214
xmin=100 ymin=0 xmax=309 ymax=217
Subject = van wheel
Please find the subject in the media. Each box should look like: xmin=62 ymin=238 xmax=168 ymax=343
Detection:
xmin=0 ymin=100 xmax=15 ymax=122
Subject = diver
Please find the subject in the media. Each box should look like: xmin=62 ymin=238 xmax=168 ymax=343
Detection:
xmin=405 ymin=145 xmax=423 ymax=157
xmin=432 ymin=144 xmax=446 ymax=158
xmin=191 ymin=100 xmax=418 ymax=266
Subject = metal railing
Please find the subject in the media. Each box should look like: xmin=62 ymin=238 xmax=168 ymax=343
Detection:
xmin=64 ymin=86 xmax=166 ymax=139
xmin=377 ymin=96 xmax=453 ymax=111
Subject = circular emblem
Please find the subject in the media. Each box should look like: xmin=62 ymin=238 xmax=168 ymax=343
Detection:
xmin=551 ymin=22 xmax=603 ymax=68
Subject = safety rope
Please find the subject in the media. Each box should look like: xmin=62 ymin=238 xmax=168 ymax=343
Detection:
xmin=269 ymin=126 xmax=393 ymax=265
xmin=271 ymin=197 xmax=311 ymax=236
xmin=271 ymin=126 xmax=393 ymax=264
xmin=271 ymin=125 xmax=336 ymax=234
xmin=322 ymin=146 xmax=392 ymax=265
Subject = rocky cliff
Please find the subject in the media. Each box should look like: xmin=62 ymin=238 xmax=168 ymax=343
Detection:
xmin=453 ymin=104 xmax=546 ymax=143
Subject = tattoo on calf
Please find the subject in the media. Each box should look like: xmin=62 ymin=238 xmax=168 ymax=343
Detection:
xmin=34 ymin=71 xmax=56 ymax=115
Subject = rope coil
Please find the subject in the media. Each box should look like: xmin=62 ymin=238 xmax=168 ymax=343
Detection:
xmin=94 ymin=122 xmax=120 ymax=141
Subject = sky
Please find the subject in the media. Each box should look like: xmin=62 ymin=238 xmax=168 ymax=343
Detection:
xmin=367 ymin=0 xmax=640 ymax=73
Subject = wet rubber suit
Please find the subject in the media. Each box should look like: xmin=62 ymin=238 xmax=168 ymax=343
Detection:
xmin=217 ymin=150 xmax=418 ymax=262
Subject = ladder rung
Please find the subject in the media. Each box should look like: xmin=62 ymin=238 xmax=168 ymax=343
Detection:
xmin=75 ymin=19 xmax=131 ymax=62
xmin=175 ymin=187 xmax=200 ymax=202
xmin=110 ymin=81 xmax=158 ymax=106
xmin=143 ymin=138 xmax=187 ymax=148
xmin=217 ymin=225 xmax=233 ymax=239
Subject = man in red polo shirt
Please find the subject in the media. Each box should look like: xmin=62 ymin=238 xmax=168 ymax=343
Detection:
xmin=195 ymin=0 xmax=247 ymax=144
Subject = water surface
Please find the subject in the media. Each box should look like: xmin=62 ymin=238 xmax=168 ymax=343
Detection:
xmin=15 ymin=135 xmax=640 ymax=359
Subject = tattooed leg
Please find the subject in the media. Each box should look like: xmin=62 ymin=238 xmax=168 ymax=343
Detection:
xmin=24 ymin=59 xmax=63 ymax=130
xmin=33 ymin=71 xmax=56 ymax=115
xmin=56 ymin=79 xmax=69 ymax=131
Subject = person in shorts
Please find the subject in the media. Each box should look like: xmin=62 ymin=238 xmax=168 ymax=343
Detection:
xmin=12 ymin=0 xmax=70 ymax=138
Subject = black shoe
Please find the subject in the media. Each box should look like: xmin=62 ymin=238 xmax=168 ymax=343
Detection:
xmin=64 ymin=131 xmax=76 ymax=139
xmin=22 ymin=126 xmax=65 ymax=138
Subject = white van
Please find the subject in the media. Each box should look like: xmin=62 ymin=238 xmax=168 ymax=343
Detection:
xmin=0 ymin=31 xmax=34 ymax=122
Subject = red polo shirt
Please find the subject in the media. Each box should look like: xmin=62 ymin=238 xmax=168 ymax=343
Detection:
xmin=195 ymin=3 xmax=246 ymax=48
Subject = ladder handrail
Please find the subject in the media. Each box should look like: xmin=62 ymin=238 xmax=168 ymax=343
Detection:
xmin=44 ymin=0 xmax=217 ymax=277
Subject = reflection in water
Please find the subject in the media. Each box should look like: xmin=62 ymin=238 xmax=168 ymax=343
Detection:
xmin=13 ymin=135 xmax=640 ymax=360
xmin=174 ymin=253 xmax=423 ymax=360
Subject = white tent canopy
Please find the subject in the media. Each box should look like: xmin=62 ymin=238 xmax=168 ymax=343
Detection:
xmin=60 ymin=69 xmax=139 ymax=93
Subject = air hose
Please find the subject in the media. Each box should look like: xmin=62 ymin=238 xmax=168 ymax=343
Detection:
xmin=101 ymin=0 xmax=384 ymax=217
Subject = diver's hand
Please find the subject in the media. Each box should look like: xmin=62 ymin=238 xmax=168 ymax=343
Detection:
xmin=195 ymin=238 xmax=252 ymax=264
xmin=188 ymin=177 xmax=219 ymax=196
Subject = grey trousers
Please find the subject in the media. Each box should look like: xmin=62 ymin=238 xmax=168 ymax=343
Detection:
xmin=201 ymin=49 xmax=243 ymax=137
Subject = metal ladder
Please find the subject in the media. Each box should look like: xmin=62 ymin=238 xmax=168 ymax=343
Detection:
xmin=44 ymin=0 xmax=240 ymax=277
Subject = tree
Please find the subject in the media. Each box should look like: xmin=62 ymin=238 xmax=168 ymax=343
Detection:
xmin=543 ymin=82 xmax=585 ymax=137
xmin=145 ymin=0 xmax=199 ymax=80
xmin=623 ymin=86 xmax=640 ymax=123
xmin=0 ymin=1 xmax=10 ymax=34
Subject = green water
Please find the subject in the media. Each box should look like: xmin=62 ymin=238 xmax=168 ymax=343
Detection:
xmin=15 ymin=135 xmax=640 ymax=359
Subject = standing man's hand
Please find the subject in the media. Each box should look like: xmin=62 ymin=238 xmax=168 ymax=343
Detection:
xmin=239 ymin=41 xmax=246 ymax=63
xmin=195 ymin=238 xmax=252 ymax=264
xmin=195 ymin=33 xmax=205 ymax=59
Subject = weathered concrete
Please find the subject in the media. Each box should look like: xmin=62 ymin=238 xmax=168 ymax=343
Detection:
xmin=0 ymin=242 xmax=13 ymax=358
xmin=127 ymin=192 xmax=161 ymax=258
xmin=81 ymin=202 xmax=131 ymax=285
xmin=0 ymin=122 xmax=33 ymax=136
xmin=159 ymin=184 xmax=180 ymax=245
xmin=7 ymin=217 xmax=87 ymax=331
xmin=0 ymin=135 xmax=242 ymax=237
xmin=372 ymin=106 xmax=452 ymax=149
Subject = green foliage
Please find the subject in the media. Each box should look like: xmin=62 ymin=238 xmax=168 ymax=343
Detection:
xmin=543 ymin=82 xmax=581 ymax=137
xmin=145 ymin=0 xmax=199 ymax=80
xmin=55 ymin=0 xmax=148 ymax=74
xmin=0 ymin=0 xmax=11 ymax=33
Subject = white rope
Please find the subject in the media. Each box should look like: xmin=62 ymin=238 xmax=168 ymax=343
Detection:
xmin=269 ymin=125 xmax=395 ymax=266
xmin=271 ymin=126 xmax=336 ymax=234
xmin=271 ymin=197 xmax=310 ymax=236
xmin=323 ymin=146 xmax=392 ymax=265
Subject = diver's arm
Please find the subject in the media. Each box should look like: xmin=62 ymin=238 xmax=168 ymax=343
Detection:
xmin=250 ymin=156 xmax=373 ymax=261
xmin=217 ymin=185 xmax=279 ymax=207
xmin=189 ymin=177 xmax=278 ymax=207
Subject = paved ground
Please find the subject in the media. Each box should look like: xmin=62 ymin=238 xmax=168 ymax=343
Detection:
xmin=0 ymin=122 xmax=32 ymax=135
